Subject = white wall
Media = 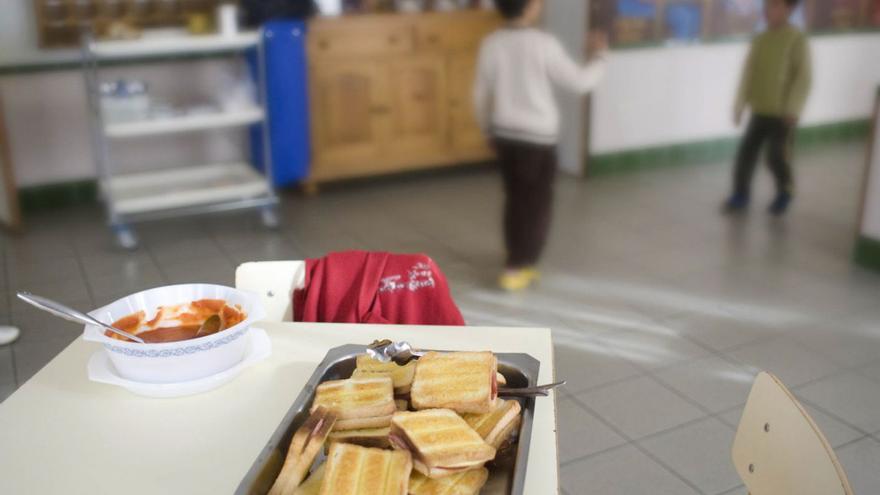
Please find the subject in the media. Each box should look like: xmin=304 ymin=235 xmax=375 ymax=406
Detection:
xmin=592 ymin=33 xmax=880 ymax=154
xmin=864 ymin=113 xmax=880 ymax=240
xmin=1 ymin=60 xmax=248 ymax=187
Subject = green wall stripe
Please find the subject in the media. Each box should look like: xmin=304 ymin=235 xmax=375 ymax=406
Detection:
xmin=18 ymin=180 xmax=98 ymax=213
xmin=854 ymin=236 xmax=880 ymax=272
xmin=588 ymin=118 xmax=871 ymax=177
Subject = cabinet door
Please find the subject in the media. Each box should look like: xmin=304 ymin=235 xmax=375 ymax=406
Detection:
xmin=385 ymin=56 xmax=449 ymax=162
xmin=309 ymin=61 xmax=389 ymax=174
xmin=448 ymin=52 xmax=492 ymax=157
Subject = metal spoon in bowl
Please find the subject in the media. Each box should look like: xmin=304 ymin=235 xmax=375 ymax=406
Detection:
xmin=16 ymin=291 xmax=146 ymax=344
xmin=195 ymin=314 xmax=222 ymax=337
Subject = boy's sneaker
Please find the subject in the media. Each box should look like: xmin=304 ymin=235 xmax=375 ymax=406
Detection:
xmin=499 ymin=268 xmax=540 ymax=291
xmin=768 ymin=192 xmax=792 ymax=216
xmin=722 ymin=193 xmax=749 ymax=214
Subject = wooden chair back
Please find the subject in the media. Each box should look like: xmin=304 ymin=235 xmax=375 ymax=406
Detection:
xmin=731 ymin=372 xmax=853 ymax=495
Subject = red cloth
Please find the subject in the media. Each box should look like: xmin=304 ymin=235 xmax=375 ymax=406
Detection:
xmin=293 ymin=251 xmax=465 ymax=326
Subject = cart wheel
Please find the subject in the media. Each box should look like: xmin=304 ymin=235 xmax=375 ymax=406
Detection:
xmin=114 ymin=225 xmax=139 ymax=250
xmin=260 ymin=206 xmax=280 ymax=229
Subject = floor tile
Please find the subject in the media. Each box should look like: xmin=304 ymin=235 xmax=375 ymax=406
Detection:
xmin=11 ymin=335 xmax=76 ymax=385
xmin=11 ymin=304 xmax=91 ymax=345
xmin=0 ymin=383 xmax=15 ymax=404
xmin=716 ymin=486 xmax=747 ymax=495
xmin=593 ymin=324 xmax=711 ymax=371
xmin=7 ymin=257 xmax=83 ymax=287
xmin=557 ymin=397 xmax=627 ymax=464
xmin=553 ymin=339 xmax=643 ymax=394
xmin=575 ymin=376 xmax=706 ymax=440
xmin=0 ymin=346 xmax=15 ymax=386
xmin=9 ymin=277 xmax=93 ymax=313
xmin=798 ymin=403 xmax=867 ymax=448
xmin=157 ymin=257 xmax=237 ymax=287
xmin=661 ymin=312 xmax=777 ymax=352
xmin=560 ymin=444 xmax=700 ymax=495
xmin=147 ymin=237 xmax=226 ymax=265
xmin=86 ymin=266 xmax=165 ymax=303
xmin=787 ymin=323 xmax=880 ymax=368
xmin=859 ymin=360 xmax=880 ymax=383
xmin=835 ymin=437 xmax=880 ymax=494
xmin=797 ymin=371 xmax=880 ymax=434
xmin=725 ymin=336 xmax=840 ymax=388
xmin=654 ymin=355 xmax=755 ymax=413
xmin=638 ymin=417 xmax=741 ymax=495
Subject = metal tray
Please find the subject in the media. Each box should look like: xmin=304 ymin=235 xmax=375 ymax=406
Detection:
xmin=236 ymin=344 xmax=540 ymax=495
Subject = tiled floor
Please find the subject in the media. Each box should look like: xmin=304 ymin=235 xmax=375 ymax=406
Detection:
xmin=2 ymin=140 xmax=880 ymax=494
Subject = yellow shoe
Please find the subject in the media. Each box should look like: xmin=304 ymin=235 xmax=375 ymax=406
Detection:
xmin=498 ymin=268 xmax=540 ymax=291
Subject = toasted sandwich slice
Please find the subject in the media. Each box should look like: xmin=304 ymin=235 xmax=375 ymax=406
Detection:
xmin=327 ymin=426 xmax=391 ymax=451
xmin=319 ymin=443 xmax=412 ymax=495
xmin=292 ymin=464 xmax=324 ymax=495
xmin=269 ymin=406 xmax=337 ymax=495
xmin=354 ymin=355 xmax=418 ymax=394
xmin=311 ymin=376 xmax=396 ymax=430
xmin=461 ymin=399 xmax=522 ymax=450
xmin=390 ymin=409 xmax=496 ymax=479
xmin=408 ymin=467 xmax=489 ymax=495
xmin=334 ymin=414 xmax=394 ymax=431
xmin=410 ymin=352 xmax=498 ymax=414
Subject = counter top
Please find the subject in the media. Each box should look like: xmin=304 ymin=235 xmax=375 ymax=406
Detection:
xmin=0 ymin=322 xmax=559 ymax=494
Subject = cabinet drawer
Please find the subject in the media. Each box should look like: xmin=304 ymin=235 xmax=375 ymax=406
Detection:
xmin=309 ymin=25 xmax=414 ymax=57
xmin=416 ymin=15 xmax=501 ymax=51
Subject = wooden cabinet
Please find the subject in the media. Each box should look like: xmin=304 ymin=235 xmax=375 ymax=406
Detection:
xmin=448 ymin=52 xmax=488 ymax=157
xmin=386 ymin=56 xmax=449 ymax=161
xmin=310 ymin=62 xmax=389 ymax=176
xmin=307 ymin=11 xmax=501 ymax=183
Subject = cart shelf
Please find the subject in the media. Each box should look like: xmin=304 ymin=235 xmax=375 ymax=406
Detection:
xmin=89 ymin=32 xmax=260 ymax=60
xmin=105 ymin=162 xmax=272 ymax=216
xmin=105 ymin=107 xmax=264 ymax=138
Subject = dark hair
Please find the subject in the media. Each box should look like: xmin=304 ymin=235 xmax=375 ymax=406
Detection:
xmin=494 ymin=0 xmax=530 ymax=20
xmin=784 ymin=0 xmax=800 ymax=6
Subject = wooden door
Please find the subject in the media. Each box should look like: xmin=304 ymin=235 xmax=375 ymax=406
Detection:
xmin=448 ymin=52 xmax=492 ymax=158
xmin=384 ymin=56 xmax=449 ymax=163
xmin=309 ymin=61 xmax=389 ymax=176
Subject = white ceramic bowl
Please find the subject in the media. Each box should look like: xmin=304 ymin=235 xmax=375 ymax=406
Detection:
xmin=83 ymin=284 xmax=265 ymax=384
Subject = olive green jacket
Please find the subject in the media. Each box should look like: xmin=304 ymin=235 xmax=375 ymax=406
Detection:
xmin=736 ymin=25 xmax=812 ymax=118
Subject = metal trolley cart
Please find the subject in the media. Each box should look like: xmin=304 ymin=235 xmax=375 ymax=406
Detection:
xmin=82 ymin=32 xmax=279 ymax=249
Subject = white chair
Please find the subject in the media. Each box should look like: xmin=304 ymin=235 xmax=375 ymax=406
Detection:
xmin=235 ymin=261 xmax=306 ymax=323
xmin=731 ymin=371 xmax=853 ymax=495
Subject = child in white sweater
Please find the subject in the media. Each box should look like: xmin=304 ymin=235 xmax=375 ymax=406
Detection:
xmin=474 ymin=0 xmax=608 ymax=291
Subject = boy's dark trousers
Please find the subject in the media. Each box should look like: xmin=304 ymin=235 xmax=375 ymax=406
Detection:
xmin=733 ymin=114 xmax=795 ymax=198
xmin=494 ymin=138 xmax=557 ymax=268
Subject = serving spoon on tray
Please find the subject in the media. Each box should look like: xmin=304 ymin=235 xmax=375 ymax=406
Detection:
xmin=366 ymin=339 xmax=565 ymax=398
xmin=17 ymin=291 xmax=146 ymax=343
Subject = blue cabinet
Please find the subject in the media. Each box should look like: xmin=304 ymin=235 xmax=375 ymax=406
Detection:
xmin=250 ymin=20 xmax=311 ymax=187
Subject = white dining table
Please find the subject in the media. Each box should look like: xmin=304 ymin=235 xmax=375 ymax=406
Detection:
xmin=0 ymin=322 xmax=559 ymax=494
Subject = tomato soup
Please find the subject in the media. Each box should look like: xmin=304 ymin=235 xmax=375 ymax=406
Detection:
xmin=107 ymin=299 xmax=246 ymax=343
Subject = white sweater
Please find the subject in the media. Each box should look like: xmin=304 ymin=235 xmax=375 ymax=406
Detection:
xmin=473 ymin=27 xmax=607 ymax=145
